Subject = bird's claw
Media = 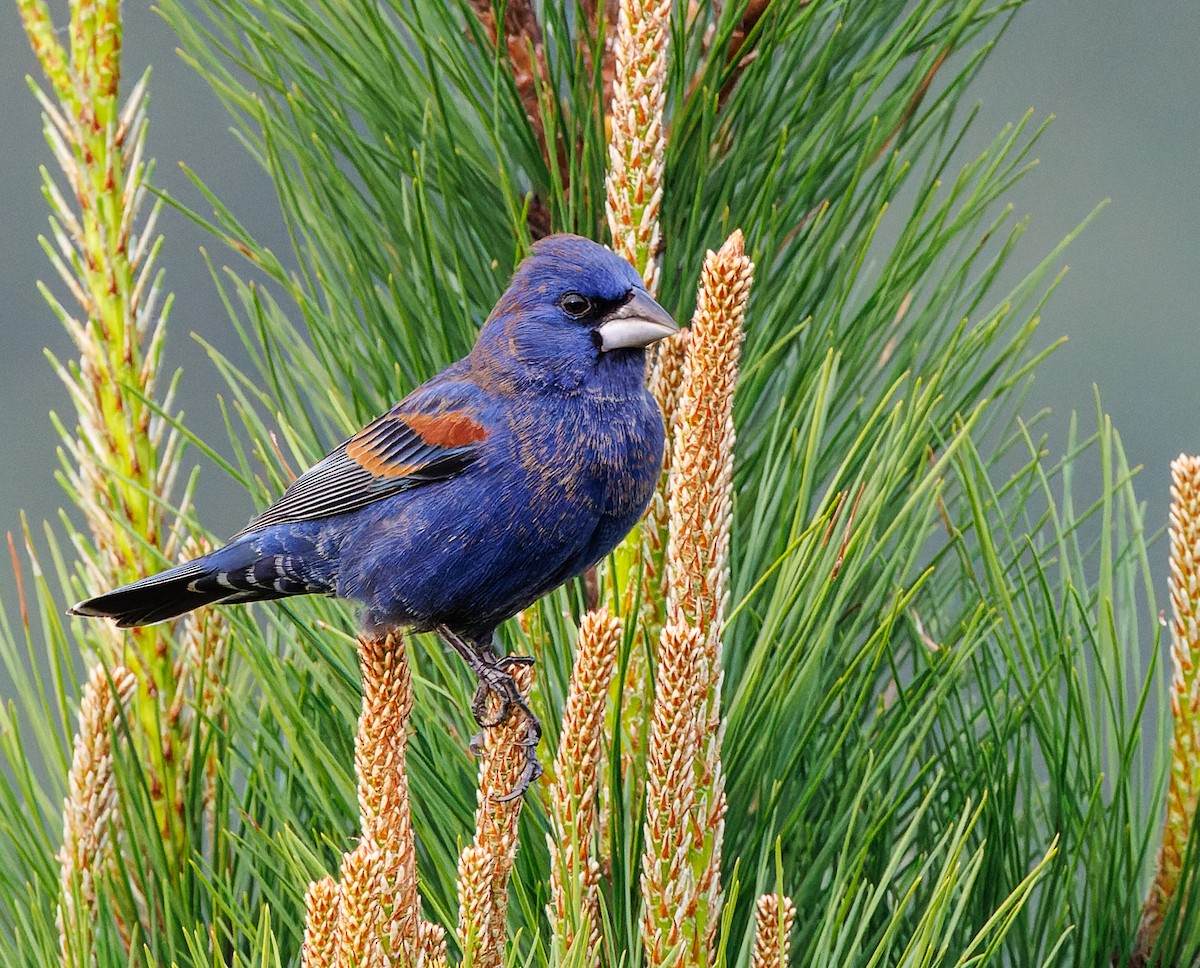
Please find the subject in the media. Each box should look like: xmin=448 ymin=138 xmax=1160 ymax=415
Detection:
xmin=518 ymin=711 xmax=543 ymax=748
xmin=471 ymin=662 xmax=542 ymax=799
xmin=494 ymin=745 xmax=543 ymax=802
xmin=471 ymin=683 xmax=507 ymax=728
xmin=435 ymin=626 xmax=542 ymax=799
xmin=468 ymin=729 xmax=487 ymax=757
xmin=467 ymin=695 xmax=543 ymax=799
xmin=469 ymin=654 xmax=536 ymax=728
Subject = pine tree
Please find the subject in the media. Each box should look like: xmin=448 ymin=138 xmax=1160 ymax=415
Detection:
xmin=4 ymin=0 xmax=1199 ymax=965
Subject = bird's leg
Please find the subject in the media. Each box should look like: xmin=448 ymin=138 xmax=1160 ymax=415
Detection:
xmin=464 ymin=633 xmax=509 ymax=727
xmin=435 ymin=629 xmax=521 ymax=727
xmin=435 ymin=626 xmax=543 ymax=799
xmin=473 ymin=654 xmax=537 ymax=729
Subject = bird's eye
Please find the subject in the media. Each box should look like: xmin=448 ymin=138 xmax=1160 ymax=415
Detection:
xmin=560 ymin=292 xmax=592 ymax=318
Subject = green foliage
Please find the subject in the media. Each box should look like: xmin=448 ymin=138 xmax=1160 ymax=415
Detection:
xmin=3 ymin=0 xmax=1198 ymax=966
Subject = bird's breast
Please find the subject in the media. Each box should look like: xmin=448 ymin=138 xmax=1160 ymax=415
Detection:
xmin=501 ymin=390 xmax=663 ymax=522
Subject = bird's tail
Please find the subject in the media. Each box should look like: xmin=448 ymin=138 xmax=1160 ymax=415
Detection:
xmin=69 ymin=535 xmax=329 ymax=628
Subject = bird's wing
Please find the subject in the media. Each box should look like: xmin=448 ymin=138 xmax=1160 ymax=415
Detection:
xmin=234 ymin=378 xmax=490 ymax=536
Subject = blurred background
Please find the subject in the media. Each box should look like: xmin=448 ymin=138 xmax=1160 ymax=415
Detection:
xmin=1 ymin=0 xmax=1197 ymax=620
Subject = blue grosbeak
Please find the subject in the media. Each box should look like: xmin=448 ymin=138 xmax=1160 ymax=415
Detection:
xmin=70 ymin=233 xmax=678 ymax=795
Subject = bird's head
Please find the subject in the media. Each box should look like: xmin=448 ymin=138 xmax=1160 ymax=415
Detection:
xmin=473 ymin=234 xmax=679 ymax=392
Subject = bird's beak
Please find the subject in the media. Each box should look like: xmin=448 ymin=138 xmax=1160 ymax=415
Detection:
xmin=597 ymin=290 xmax=680 ymax=351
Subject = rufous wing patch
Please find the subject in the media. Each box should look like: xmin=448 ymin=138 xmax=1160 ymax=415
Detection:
xmin=345 ymin=417 xmax=423 ymax=479
xmin=345 ymin=435 xmax=421 ymax=479
xmin=401 ymin=411 xmax=489 ymax=448
xmin=344 ymin=409 xmax=487 ymax=479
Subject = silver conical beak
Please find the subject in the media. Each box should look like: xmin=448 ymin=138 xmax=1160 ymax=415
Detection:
xmin=597 ymin=289 xmax=680 ymax=351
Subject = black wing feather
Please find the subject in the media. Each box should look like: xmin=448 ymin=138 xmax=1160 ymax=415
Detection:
xmin=233 ymin=398 xmax=485 ymax=537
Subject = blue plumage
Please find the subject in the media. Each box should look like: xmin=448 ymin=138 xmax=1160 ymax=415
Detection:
xmin=70 ymin=234 xmax=678 ymax=794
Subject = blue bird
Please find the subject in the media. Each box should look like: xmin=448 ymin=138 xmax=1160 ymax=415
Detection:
xmin=70 ymin=233 xmax=678 ymax=795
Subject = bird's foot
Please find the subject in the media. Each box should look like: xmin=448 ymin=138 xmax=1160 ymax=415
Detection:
xmin=467 ymin=656 xmax=543 ymax=799
xmin=470 ymin=655 xmax=536 ymax=728
xmin=495 ymin=728 xmax=543 ymax=802
xmin=436 ymin=627 xmax=542 ymax=799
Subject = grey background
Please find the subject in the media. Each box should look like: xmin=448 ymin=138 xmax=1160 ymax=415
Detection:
xmin=1 ymin=1 xmax=1197 ymax=629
